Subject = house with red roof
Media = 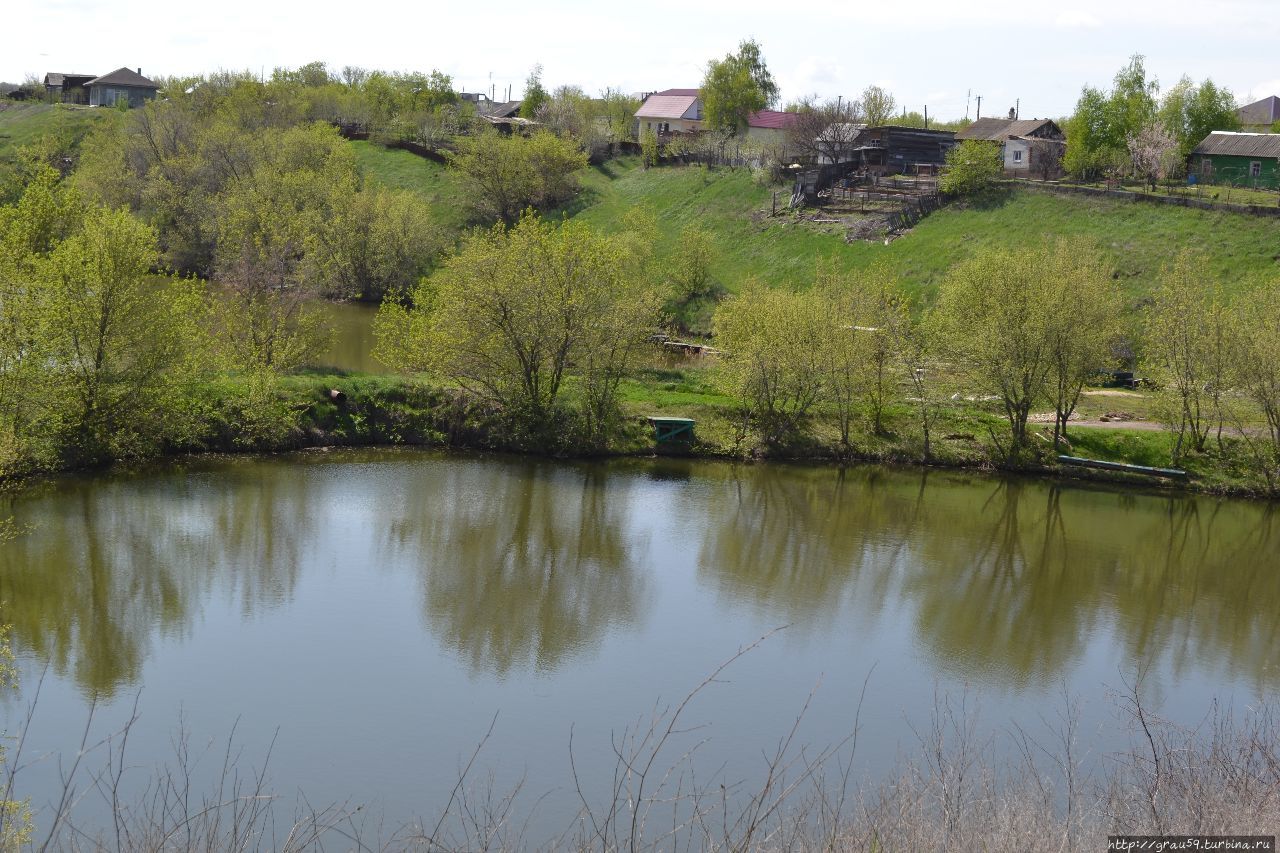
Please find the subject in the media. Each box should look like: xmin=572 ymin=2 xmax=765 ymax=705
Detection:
xmin=634 ymin=89 xmax=799 ymax=155
xmin=745 ymin=109 xmax=799 ymax=155
xmin=635 ymin=88 xmax=704 ymax=137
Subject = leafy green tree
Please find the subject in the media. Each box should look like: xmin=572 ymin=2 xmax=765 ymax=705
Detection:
xmin=520 ymin=64 xmax=549 ymax=119
xmin=818 ymin=264 xmax=908 ymax=447
xmin=375 ymin=214 xmax=659 ymax=444
xmin=27 ymin=206 xmax=212 ymax=465
xmin=669 ymin=223 xmax=716 ymax=304
xmin=1232 ymin=281 xmax=1280 ymax=491
xmin=860 ymin=85 xmax=896 ymax=127
xmin=1143 ymin=252 xmax=1235 ymax=462
xmin=640 ymin=127 xmax=660 ymax=168
xmin=312 ymin=186 xmax=440 ymax=301
xmin=940 ymin=140 xmax=1003 ymax=196
xmin=1065 ymin=55 xmax=1161 ymax=180
xmin=1159 ymin=76 xmax=1239 ymax=159
xmin=701 ymin=39 xmax=779 ymax=135
xmin=1042 ymin=244 xmax=1122 ymax=445
xmin=713 ymin=282 xmax=827 ymax=443
xmin=450 ymin=129 xmax=585 ymax=224
xmin=934 ymin=247 xmax=1061 ymax=454
xmin=599 ymin=88 xmax=641 ymax=142
xmin=212 ymin=123 xmax=353 ymax=370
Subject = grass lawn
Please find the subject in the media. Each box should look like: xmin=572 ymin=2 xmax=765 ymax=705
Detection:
xmin=353 ymin=143 xmax=1280 ymax=311
xmin=0 ymin=102 xmax=114 ymax=165
xmin=348 ymin=139 xmax=475 ymax=237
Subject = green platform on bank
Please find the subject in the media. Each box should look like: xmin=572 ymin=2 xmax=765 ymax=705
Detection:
xmin=647 ymin=416 xmax=695 ymax=443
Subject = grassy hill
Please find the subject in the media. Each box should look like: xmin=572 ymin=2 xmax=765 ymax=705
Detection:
xmin=352 ymin=145 xmax=1280 ymax=309
xmin=0 ymin=102 xmax=114 ymax=165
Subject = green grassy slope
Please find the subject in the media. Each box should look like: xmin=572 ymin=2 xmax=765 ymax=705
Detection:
xmin=352 ymin=144 xmax=1280 ymax=307
xmin=0 ymin=102 xmax=114 ymax=164
xmin=348 ymin=140 xmax=475 ymax=236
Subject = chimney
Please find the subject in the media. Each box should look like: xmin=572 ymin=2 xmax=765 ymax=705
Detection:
xmin=137 ymin=68 xmax=142 ymax=75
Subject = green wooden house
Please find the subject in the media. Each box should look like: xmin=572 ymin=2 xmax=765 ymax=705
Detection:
xmin=1190 ymin=132 xmax=1280 ymax=189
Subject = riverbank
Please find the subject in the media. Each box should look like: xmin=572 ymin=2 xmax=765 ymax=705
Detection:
xmin=136 ymin=370 xmax=1267 ymax=499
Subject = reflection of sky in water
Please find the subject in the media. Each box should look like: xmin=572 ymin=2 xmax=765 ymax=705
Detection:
xmin=1 ymin=450 xmax=1277 ymax=841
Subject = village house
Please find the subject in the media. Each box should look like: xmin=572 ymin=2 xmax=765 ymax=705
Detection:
xmin=1236 ymin=95 xmax=1280 ymax=130
xmin=43 ymin=72 xmax=95 ymax=104
xmin=744 ymin=109 xmax=799 ymax=155
xmin=634 ymin=88 xmax=703 ymax=138
xmin=838 ymin=126 xmax=957 ymax=175
xmin=1191 ymin=131 xmax=1280 ymax=188
xmin=955 ymin=116 xmax=1066 ymax=179
xmin=86 ymin=68 xmax=159 ymax=108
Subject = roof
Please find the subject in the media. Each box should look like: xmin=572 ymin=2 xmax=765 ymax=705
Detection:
xmin=44 ymin=72 xmax=96 ymax=87
xmin=747 ymin=110 xmax=798 ymax=130
xmin=955 ymin=117 xmax=1062 ymax=141
xmin=86 ymin=68 xmax=159 ymax=89
xmin=479 ymin=100 xmax=522 ymax=118
xmin=654 ymin=88 xmax=698 ymax=97
xmin=636 ymin=93 xmax=699 ymax=120
xmin=1192 ymin=131 xmax=1280 ymax=158
xmin=1237 ymin=96 xmax=1280 ymax=126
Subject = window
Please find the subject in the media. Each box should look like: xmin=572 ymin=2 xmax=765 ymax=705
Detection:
xmin=1012 ymin=149 xmax=1023 ymax=163
xmin=1251 ymin=161 xmax=1262 ymax=177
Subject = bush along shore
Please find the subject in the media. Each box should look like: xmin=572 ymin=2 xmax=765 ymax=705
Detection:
xmin=67 ymin=369 xmax=1260 ymax=500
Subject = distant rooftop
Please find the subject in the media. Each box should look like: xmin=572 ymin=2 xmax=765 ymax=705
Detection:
xmin=86 ymin=67 xmax=159 ymax=89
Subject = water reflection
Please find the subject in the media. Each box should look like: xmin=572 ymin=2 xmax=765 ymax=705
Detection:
xmin=1 ymin=453 xmax=1278 ymax=697
xmin=376 ymin=460 xmax=645 ymax=675
xmin=693 ymin=465 xmax=1280 ymax=690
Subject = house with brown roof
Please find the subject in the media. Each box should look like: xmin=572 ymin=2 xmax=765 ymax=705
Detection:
xmin=43 ymin=72 xmax=96 ymax=104
xmin=1237 ymin=96 xmax=1280 ymax=130
xmin=634 ymin=88 xmax=703 ymax=138
xmin=1191 ymin=131 xmax=1280 ymax=188
xmin=87 ymin=68 xmax=159 ymax=108
xmin=955 ymin=116 xmax=1066 ymax=178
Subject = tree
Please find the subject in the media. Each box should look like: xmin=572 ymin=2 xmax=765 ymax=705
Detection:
xmin=669 ymin=223 xmax=716 ymax=304
xmin=934 ymin=247 xmax=1061 ymax=455
xmin=1143 ymin=252 xmax=1235 ymax=462
xmin=818 ymin=264 xmax=907 ymax=448
xmin=450 ymin=129 xmax=586 ymax=225
xmin=1160 ymin=76 xmax=1239 ymax=159
xmin=312 ymin=186 xmax=440 ymax=301
xmin=212 ymin=124 xmax=354 ymax=371
xmin=860 ymin=85 xmax=896 ymax=127
xmin=27 ymin=206 xmax=211 ymax=465
xmin=1127 ymin=122 xmax=1182 ymax=189
xmin=520 ymin=64 xmax=549 ymax=119
xmin=786 ymin=95 xmax=863 ymax=163
xmin=713 ymin=282 xmax=827 ymax=444
xmin=375 ymin=214 xmax=659 ymax=444
xmin=701 ymin=39 xmax=779 ymax=136
xmin=1042 ymin=244 xmax=1122 ymax=446
xmin=940 ymin=140 xmax=1003 ymax=196
xmin=1232 ymin=282 xmax=1280 ymax=492
xmin=1064 ymin=55 xmax=1161 ymax=180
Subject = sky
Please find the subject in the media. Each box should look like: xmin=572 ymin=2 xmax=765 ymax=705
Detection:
xmin=9 ymin=0 xmax=1280 ymax=120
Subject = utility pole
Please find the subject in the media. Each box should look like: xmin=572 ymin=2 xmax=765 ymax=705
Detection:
xmin=976 ymin=95 xmax=982 ymax=120
xmin=1015 ymin=98 xmax=1019 ymax=120
xmin=965 ymin=89 xmax=971 ymax=121
xmin=924 ymin=105 xmax=929 ymax=129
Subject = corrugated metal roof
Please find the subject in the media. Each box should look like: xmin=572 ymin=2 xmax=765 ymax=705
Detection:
xmin=86 ymin=67 xmax=158 ymax=89
xmin=1237 ymin=96 xmax=1280 ymax=126
xmin=955 ymin=117 xmax=1062 ymax=141
xmin=655 ymin=88 xmax=698 ymax=97
xmin=747 ymin=110 xmax=798 ymax=129
xmin=1192 ymin=131 xmax=1280 ymax=158
xmin=636 ymin=94 xmax=699 ymax=119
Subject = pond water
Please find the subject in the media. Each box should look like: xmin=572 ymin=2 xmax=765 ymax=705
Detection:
xmin=2 ymin=450 xmax=1277 ymax=842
